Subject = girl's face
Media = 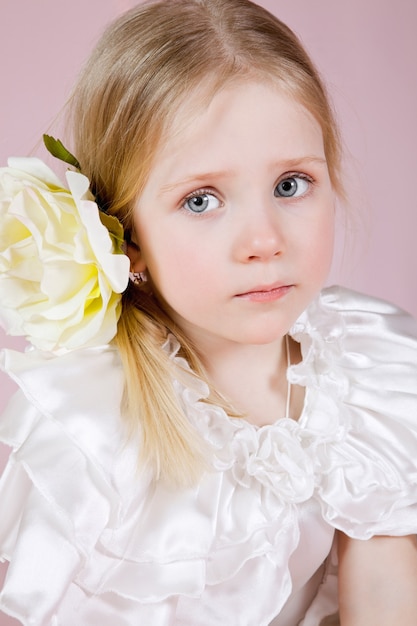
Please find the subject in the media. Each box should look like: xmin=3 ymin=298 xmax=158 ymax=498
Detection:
xmin=131 ymin=81 xmax=335 ymax=354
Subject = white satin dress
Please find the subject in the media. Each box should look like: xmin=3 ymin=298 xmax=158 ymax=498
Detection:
xmin=0 ymin=286 xmax=416 ymax=626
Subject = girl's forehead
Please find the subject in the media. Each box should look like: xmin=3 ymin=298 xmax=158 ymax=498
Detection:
xmin=160 ymin=80 xmax=322 ymax=154
xmin=161 ymin=78 xmax=317 ymax=145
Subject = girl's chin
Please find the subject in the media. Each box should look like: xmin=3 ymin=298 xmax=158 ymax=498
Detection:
xmin=229 ymin=327 xmax=292 ymax=346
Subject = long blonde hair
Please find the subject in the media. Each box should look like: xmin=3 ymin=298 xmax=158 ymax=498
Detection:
xmin=69 ymin=0 xmax=343 ymax=485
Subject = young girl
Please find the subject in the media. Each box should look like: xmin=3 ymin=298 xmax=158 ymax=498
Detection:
xmin=1 ymin=0 xmax=417 ymax=624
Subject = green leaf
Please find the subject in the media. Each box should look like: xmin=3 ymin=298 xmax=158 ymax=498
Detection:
xmin=99 ymin=211 xmax=125 ymax=254
xmin=43 ymin=134 xmax=81 ymax=170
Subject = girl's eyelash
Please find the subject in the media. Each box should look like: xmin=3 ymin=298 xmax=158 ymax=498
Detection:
xmin=182 ymin=187 xmax=218 ymax=203
xmin=279 ymin=171 xmax=315 ymax=184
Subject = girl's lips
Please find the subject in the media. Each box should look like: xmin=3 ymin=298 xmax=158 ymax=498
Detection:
xmin=235 ymin=283 xmax=293 ymax=302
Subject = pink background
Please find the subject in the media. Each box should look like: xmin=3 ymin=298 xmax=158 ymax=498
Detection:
xmin=0 ymin=1 xmax=416 ymax=622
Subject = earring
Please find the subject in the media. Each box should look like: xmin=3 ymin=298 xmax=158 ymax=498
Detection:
xmin=129 ymin=271 xmax=147 ymax=285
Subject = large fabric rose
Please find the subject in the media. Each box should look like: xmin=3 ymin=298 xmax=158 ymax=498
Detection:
xmin=0 ymin=157 xmax=130 ymax=352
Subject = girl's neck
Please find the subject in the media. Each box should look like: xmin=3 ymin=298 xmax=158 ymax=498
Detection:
xmin=200 ymin=336 xmax=303 ymax=427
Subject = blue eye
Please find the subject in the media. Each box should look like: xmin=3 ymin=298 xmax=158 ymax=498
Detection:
xmin=183 ymin=191 xmax=221 ymax=213
xmin=274 ymin=175 xmax=311 ymax=198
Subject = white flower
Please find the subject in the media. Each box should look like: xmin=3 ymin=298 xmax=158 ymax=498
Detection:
xmin=0 ymin=157 xmax=130 ymax=352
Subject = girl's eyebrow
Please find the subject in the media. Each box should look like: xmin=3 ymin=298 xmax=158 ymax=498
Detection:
xmin=160 ymin=156 xmax=327 ymax=195
xmin=160 ymin=170 xmax=233 ymax=194
xmin=277 ymin=156 xmax=327 ymax=168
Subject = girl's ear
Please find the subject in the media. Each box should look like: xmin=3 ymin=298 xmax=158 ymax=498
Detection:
xmin=125 ymin=236 xmax=147 ymax=273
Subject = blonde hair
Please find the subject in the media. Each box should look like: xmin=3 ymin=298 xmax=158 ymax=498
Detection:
xmin=69 ymin=0 xmax=343 ymax=485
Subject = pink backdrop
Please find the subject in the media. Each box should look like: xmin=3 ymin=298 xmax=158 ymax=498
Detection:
xmin=0 ymin=1 xmax=416 ymax=622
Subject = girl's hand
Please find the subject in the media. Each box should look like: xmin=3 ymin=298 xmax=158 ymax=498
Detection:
xmin=337 ymin=531 xmax=417 ymax=625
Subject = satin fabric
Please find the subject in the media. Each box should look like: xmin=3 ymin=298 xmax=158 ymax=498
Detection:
xmin=0 ymin=286 xmax=416 ymax=626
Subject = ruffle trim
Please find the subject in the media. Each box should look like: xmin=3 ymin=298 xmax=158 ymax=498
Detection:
xmin=1 ymin=286 xmax=417 ymax=624
xmin=170 ymin=287 xmax=417 ymax=538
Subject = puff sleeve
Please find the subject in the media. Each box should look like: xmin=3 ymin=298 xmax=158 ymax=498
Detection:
xmin=289 ymin=286 xmax=417 ymax=538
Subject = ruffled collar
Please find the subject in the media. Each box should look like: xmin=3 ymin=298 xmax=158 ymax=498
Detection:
xmin=162 ymin=287 xmax=350 ymax=508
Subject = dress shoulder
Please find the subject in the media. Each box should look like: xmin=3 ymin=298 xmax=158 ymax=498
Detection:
xmin=290 ymin=286 xmax=417 ymax=538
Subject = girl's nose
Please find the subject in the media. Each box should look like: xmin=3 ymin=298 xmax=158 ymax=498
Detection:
xmin=232 ymin=204 xmax=284 ymax=263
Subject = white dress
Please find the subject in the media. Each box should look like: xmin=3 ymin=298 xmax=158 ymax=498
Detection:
xmin=0 ymin=286 xmax=416 ymax=626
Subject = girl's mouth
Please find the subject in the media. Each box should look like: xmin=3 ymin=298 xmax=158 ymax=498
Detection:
xmin=235 ymin=283 xmax=293 ymax=302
